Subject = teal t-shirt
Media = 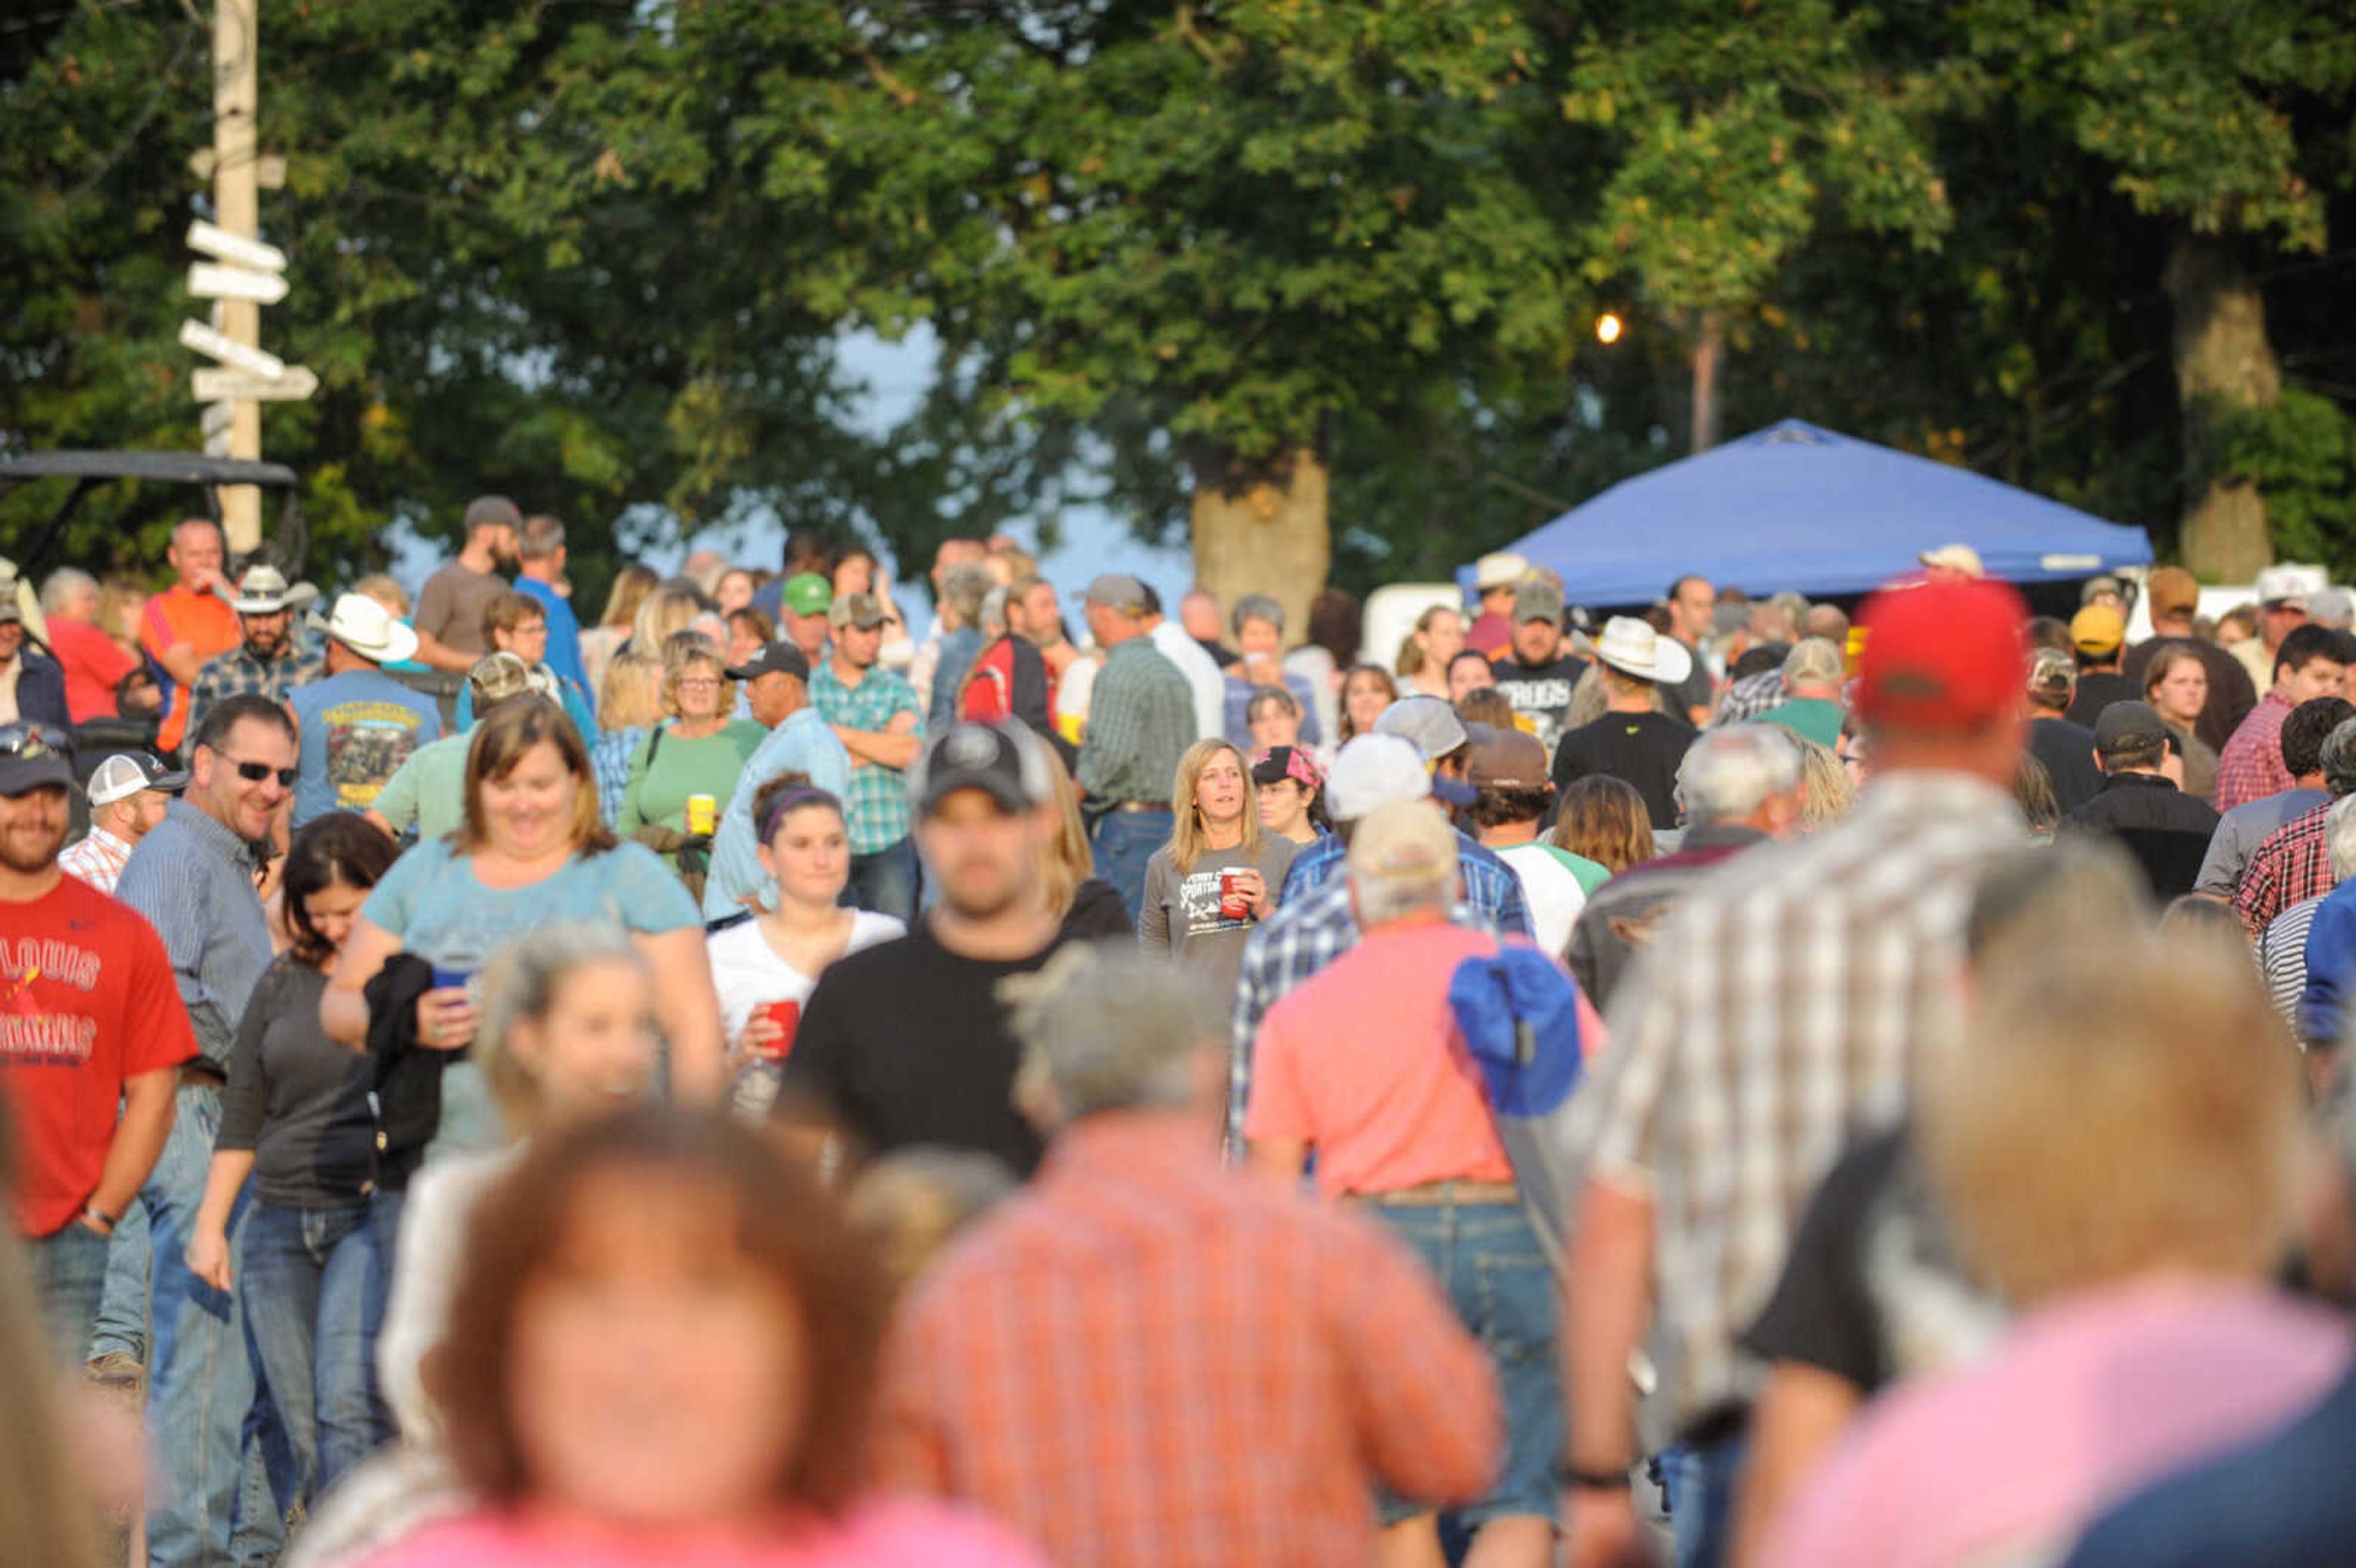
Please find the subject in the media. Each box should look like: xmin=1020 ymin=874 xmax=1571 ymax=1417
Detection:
xmin=362 ymin=834 xmax=701 ymax=970
xmin=1536 ymin=842 xmax=1612 ymax=895
xmin=1753 ymin=696 xmax=1844 ymax=750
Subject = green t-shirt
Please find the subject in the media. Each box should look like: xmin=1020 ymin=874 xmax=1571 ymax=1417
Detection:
xmin=1534 ymin=842 xmax=1612 ymax=895
xmin=369 ymin=732 xmax=471 ymax=842
xmin=618 ymin=720 xmax=766 ymax=834
xmin=1754 ymin=696 xmax=1844 ymax=750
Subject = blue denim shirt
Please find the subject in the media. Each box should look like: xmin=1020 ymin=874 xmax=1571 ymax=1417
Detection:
xmin=115 ymin=799 xmax=272 ymax=1070
xmin=700 ymin=707 xmax=854 ymax=921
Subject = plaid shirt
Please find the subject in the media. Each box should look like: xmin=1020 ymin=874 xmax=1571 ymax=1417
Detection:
xmin=1707 ymin=669 xmax=1789 ymax=728
xmin=2215 ymin=690 xmax=2295 ymax=813
xmin=808 ymin=660 xmax=925 ymax=854
xmin=2233 ymin=801 xmax=2333 ymax=937
xmin=185 ymin=641 xmax=321 ymax=742
xmin=1280 ymin=826 xmax=1536 ymax=936
xmin=1227 ymin=877 xmax=1510 ymax=1150
xmin=872 ymin=1112 xmax=1501 ymax=1568
xmin=57 ymin=826 xmax=134 ymax=895
xmin=1567 ymin=771 xmax=2024 ymax=1443
xmin=1077 ymin=637 xmax=1195 ymax=807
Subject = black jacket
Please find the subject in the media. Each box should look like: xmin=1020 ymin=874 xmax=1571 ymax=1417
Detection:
xmin=2061 ymin=772 xmax=2222 ymax=901
xmin=363 ymin=951 xmax=447 ymax=1188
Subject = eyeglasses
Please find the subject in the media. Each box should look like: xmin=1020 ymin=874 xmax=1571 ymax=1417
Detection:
xmin=676 ymin=677 xmax=721 ymax=690
xmin=0 ymin=721 xmax=68 ymax=758
xmin=226 ymin=758 xmax=298 ymax=788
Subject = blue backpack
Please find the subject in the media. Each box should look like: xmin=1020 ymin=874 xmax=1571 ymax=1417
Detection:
xmin=1448 ymin=943 xmax=1588 ymax=1270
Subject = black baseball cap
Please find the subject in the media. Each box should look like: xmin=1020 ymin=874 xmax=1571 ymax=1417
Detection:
xmin=0 ymin=722 xmax=74 ymax=798
xmin=907 ymin=721 xmax=1057 ymax=817
xmin=2093 ymin=699 xmax=2170 ymax=758
xmin=724 ymin=640 xmax=811 ymax=683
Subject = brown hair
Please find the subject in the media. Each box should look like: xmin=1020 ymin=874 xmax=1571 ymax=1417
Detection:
xmin=480 ymin=590 xmax=547 ymax=647
xmin=283 ymin=813 xmax=399 ymax=966
xmin=2140 ymin=643 xmax=2206 ymax=705
xmin=457 ymin=696 xmax=616 ymax=855
xmin=1552 ymin=776 xmax=1655 ymax=874
xmin=1337 ymin=663 xmax=1400 ymax=743
xmin=726 ymin=605 xmax=777 ymax=647
xmin=1041 ymin=748 xmax=1093 ymax=919
xmin=660 ymin=637 xmax=735 ymax=720
xmin=1455 ymin=690 xmax=1517 ymax=732
xmin=433 ymin=1105 xmax=888 ymax=1515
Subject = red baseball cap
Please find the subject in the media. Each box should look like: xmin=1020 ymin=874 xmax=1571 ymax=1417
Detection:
xmin=1854 ymin=578 xmax=2029 ymax=731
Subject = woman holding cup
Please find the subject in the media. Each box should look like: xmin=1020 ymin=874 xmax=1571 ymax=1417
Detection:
xmin=617 ymin=636 xmax=764 ymax=836
xmin=1136 ymin=739 xmax=1296 ymax=999
xmin=707 ymin=772 xmax=904 ymax=1116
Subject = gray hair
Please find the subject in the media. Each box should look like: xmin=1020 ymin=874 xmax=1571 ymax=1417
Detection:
xmin=2323 ymin=718 xmax=2356 ymax=798
xmin=39 ymin=567 xmax=96 ymax=616
xmin=1676 ymin=726 xmax=1804 ymax=824
xmin=1231 ymin=592 xmax=1285 ymax=639
xmin=518 ymin=514 xmax=566 ymax=560
xmin=2327 ymin=794 xmax=2356 ymax=883
xmin=475 ymin=921 xmax=651 ymax=1132
xmin=979 ymin=583 xmax=1011 ymax=636
xmin=1003 ymin=946 xmax=1222 ymax=1124
xmin=941 ymin=562 xmax=995 ymax=626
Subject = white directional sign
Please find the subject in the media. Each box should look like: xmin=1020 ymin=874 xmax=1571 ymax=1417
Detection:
xmin=193 ymin=366 xmax=317 ymax=402
xmin=185 ymin=219 xmax=286 ymax=274
xmin=188 ymin=263 xmax=288 ymax=304
xmin=179 ymin=320 xmax=286 ymax=380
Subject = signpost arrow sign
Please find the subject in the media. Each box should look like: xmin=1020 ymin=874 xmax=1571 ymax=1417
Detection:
xmin=179 ymin=320 xmax=285 ymax=380
xmin=192 ymin=366 xmax=318 ymax=402
xmin=188 ymin=263 xmax=288 ymax=305
xmin=185 ymin=219 xmax=286 ymax=274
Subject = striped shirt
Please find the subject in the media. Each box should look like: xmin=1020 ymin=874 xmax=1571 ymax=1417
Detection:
xmin=1568 ymin=771 xmax=2026 ymax=1443
xmin=57 ymin=826 xmax=134 ymax=895
xmin=2260 ymin=897 xmax=2323 ymax=1036
xmin=114 ymin=800 xmax=273 ymax=1070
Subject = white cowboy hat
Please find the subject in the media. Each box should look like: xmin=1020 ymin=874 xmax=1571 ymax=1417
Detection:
xmin=1576 ymin=615 xmax=1695 ymax=686
xmin=310 ymin=591 xmax=419 ymax=666
xmin=229 ymin=563 xmax=321 ymax=615
xmin=1474 ymin=552 xmax=1531 ymax=593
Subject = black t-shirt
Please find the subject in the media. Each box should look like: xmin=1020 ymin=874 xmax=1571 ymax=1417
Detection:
xmin=2064 ymin=671 xmax=2140 ymax=729
xmin=786 ymin=920 xmax=1058 ymax=1176
xmin=1550 ymin=710 xmax=1697 ymax=829
xmin=2027 ymin=716 xmax=2106 ymax=817
xmin=1490 ymin=651 xmax=1589 ymax=752
xmin=1060 ymin=877 xmax=1135 ymax=941
xmin=1742 ymin=1125 xmax=2001 ymax=1396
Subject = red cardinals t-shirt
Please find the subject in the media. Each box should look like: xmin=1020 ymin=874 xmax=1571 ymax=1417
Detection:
xmin=0 ymin=876 xmax=196 ymax=1236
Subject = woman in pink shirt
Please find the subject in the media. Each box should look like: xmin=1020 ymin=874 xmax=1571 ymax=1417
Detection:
xmin=354 ymin=1105 xmax=1044 ymax=1568
xmin=1762 ymin=927 xmax=2344 ymax=1568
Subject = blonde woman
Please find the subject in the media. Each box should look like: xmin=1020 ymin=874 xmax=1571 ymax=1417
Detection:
xmin=626 ymin=581 xmax=704 ymax=661
xmin=1137 ymin=738 xmax=1297 ymax=997
xmin=590 ymin=649 xmax=663 ymax=826
xmin=579 ymin=563 xmax=658 ymax=696
xmin=616 ymin=639 xmax=763 ymax=836
xmin=1042 ymin=748 xmax=1131 ymax=939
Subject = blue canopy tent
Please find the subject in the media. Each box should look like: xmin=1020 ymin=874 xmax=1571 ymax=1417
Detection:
xmin=1469 ymin=420 xmax=2152 ymax=607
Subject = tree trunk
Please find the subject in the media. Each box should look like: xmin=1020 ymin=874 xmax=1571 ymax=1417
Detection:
xmin=2166 ymin=235 xmax=2281 ymax=582
xmin=1190 ymin=444 xmax=1331 ymax=642
xmin=1690 ymin=310 xmax=1723 ymax=453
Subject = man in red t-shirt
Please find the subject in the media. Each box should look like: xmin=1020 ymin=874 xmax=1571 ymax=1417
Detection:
xmin=0 ymin=723 xmax=190 ymax=1359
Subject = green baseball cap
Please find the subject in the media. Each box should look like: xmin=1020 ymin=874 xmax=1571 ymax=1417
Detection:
xmin=782 ymin=572 xmax=833 ymax=617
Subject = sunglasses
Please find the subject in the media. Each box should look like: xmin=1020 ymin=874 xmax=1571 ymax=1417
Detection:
xmin=225 ymin=758 xmax=299 ymax=788
xmin=0 ymin=721 xmax=68 ymax=759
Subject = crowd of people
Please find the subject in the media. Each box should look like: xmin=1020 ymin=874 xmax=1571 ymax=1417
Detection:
xmin=3 ymin=505 xmax=2356 ymax=1568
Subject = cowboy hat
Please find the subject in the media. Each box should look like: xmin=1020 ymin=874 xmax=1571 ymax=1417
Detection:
xmin=1575 ymin=616 xmax=1694 ymax=686
xmin=310 ymin=591 xmax=419 ymax=665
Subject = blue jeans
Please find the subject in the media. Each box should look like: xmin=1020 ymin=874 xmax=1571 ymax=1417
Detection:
xmin=1368 ymin=1197 xmax=1561 ymax=1526
xmin=91 ymin=1128 xmax=155 ymax=1363
xmin=1662 ymin=1431 xmax=1748 ymax=1568
xmin=240 ymin=1189 xmax=404 ymax=1509
xmin=1090 ymin=808 xmax=1172 ymax=928
xmin=845 ymin=837 xmax=920 ymax=923
xmin=141 ymin=1081 xmax=290 ymax=1568
xmin=26 ymin=1220 xmax=112 ymax=1367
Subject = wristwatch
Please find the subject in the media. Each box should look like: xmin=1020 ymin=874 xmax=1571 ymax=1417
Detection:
xmin=1566 ymin=1463 xmax=1633 ymax=1492
xmin=81 ymin=1204 xmax=117 ymax=1236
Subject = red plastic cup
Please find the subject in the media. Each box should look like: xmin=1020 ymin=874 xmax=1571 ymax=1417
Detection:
xmin=760 ymin=999 xmax=801 ymax=1059
xmin=1219 ymin=872 xmax=1247 ymax=921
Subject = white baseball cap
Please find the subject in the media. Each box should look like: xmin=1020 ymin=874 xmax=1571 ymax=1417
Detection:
xmin=1323 ymin=734 xmax=1431 ymax=823
xmin=88 ymin=751 xmax=190 ymax=807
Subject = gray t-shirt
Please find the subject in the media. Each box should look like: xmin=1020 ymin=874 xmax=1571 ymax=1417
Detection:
xmin=1138 ymin=836 xmax=1298 ymax=1001
xmin=413 ymin=560 xmax=507 ymax=657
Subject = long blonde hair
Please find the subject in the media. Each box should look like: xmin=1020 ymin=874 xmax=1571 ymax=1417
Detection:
xmin=1041 ymin=750 xmax=1093 ymax=920
xmin=1166 ymin=738 xmax=1260 ymax=876
xmin=596 ymin=649 xmax=664 ymax=732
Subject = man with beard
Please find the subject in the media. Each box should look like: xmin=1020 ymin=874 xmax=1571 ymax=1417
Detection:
xmin=114 ymin=693 xmax=299 ymax=1568
xmin=0 ymin=721 xmax=190 ymax=1361
xmin=1488 ymin=579 xmax=1587 ymax=753
xmin=183 ymin=562 xmax=320 ymax=742
xmin=784 ymin=720 xmax=1072 ymax=1178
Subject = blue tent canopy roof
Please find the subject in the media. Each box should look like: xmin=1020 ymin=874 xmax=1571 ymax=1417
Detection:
xmin=1469 ymin=420 xmax=2152 ymax=607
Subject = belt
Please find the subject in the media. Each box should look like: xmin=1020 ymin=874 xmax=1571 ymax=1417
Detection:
xmin=1356 ymin=1178 xmax=1519 ymax=1207
xmin=1112 ymin=801 xmax=1172 ymax=813
xmin=178 ymin=1061 xmax=228 ymax=1090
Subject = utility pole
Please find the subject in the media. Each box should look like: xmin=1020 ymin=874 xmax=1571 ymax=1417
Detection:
xmin=212 ymin=0 xmax=261 ymax=552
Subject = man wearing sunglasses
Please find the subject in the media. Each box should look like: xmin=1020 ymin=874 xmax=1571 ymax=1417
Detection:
xmin=0 ymin=721 xmax=192 ymax=1369
xmin=112 ymin=691 xmax=299 ymax=1568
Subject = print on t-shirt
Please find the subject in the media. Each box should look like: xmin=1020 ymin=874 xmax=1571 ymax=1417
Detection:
xmin=321 ymin=698 xmax=431 ymax=809
xmin=0 ymin=935 xmax=102 ymax=1064
xmin=1174 ymin=867 xmax=1250 ymax=942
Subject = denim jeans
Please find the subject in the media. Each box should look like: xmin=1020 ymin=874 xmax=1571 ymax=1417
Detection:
xmin=1090 ymin=808 xmax=1173 ymax=928
xmin=90 ymin=1132 xmax=155 ymax=1363
xmin=240 ymin=1189 xmax=404 ymax=1510
xmin=1368 ymin=1197 xmax=1562 ymax=1526
xmin=26 ymin=1220 xmax=112 ymax=1367
xmin=1661 ymin=1431 xmax=1749 ymax=1568
xmin=844 ymin=837 xmax=921 ymax=923
xmin=141 ymin=1081 xmax=291 ymax=1568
